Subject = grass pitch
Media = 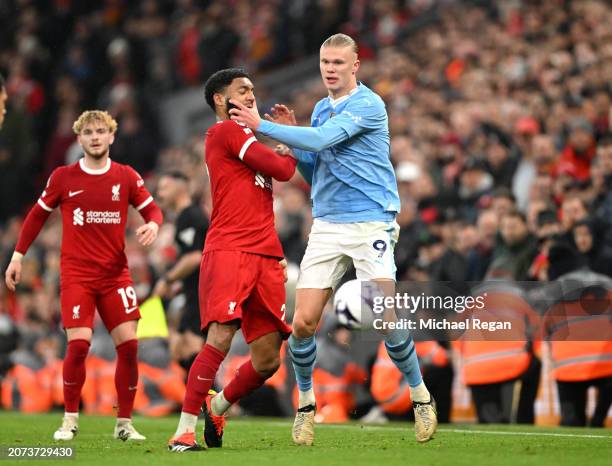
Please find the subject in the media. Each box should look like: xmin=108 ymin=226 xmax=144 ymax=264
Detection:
xmin=0 ymin=413 xmax=610 ymax=466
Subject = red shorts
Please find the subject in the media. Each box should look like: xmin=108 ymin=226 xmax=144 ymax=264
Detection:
xmin=199 ymin=250 xmax=291 ymax=344
xmin=60 ymin=277 xmax=141 ymax=331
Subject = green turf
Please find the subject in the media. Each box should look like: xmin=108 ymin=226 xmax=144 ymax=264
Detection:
xmin=0 ymin=413 xmax=610 ymax=466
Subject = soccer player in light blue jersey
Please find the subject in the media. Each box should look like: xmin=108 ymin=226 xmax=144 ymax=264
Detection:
xmin=230 ymin=33 xmax=437 ymax=444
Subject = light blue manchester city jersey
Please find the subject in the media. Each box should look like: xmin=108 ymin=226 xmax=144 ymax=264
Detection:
xmin=257 ymin=83 xmax=400 ymax=223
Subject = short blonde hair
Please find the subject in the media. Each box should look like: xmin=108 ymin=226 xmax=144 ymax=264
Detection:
xmin=321 ymin=33 xmax=358 ymax=54
xmin=72 ymin=110 xmax=118 ymax=134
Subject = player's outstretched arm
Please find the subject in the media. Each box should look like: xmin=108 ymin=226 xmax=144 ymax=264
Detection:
xmin=5 ymin=203 xmax=52 ymax=291
xmin=230 ymin=99 xmax=348 ymax=153
xmin=267 ymin=106 xmax=317 ymax=166
xmin=242 ymin=140 xmax=297 ymax=181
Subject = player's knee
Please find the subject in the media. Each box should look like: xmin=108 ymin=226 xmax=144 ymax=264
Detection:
xmin=206 ymin=323 xmax=236 ymax=353
xmin=292 ymin=314 xmax=318 ymax=338
xmin=206 ymin=334 xmax=233 ymax=354
xmin=253 ymin=353 xmax=281 ymax=379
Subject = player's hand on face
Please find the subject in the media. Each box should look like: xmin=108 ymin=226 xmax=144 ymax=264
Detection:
xmin=229 ymin=99 xmax=261 ymax=130
xmin=136 ymin=221 xmax=159 ymax=247
xmin=264 ymin=104 xmax=296 ymax=126
xmin=279 ymin=258 xmax=288 ymax=283
xmin=5 ymin=260 xmax=22 ymax=292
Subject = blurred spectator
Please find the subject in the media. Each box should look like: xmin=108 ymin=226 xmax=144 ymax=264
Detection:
xmin=572 ymin=219 xmax=612 ymax=277
xmin=0 ymin=72 xmax=7 ymax=129
xmin=465 ymin=209 xmax=498 ymax=281
xmin=556 ymin=117 xmax=597 ymax=181
xmin=487 ymin=210 xmax=538 ymax=280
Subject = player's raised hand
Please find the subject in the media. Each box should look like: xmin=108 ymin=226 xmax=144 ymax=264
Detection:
xmin=136 ymin=221 xmax=159 ymax=247
xmin=229 ymin=99 xmax=261 ymax=130
xmin=5 ymin=258 xmax=22 ymax=292
xmin=264 ymin=104 xmax=296 ymax=126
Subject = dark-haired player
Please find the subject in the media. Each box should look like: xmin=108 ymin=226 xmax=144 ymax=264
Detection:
xmin=154 ymin=171 xmax=209 ymax=370
xmin=168 ymin=69 xmax=296 ymax=452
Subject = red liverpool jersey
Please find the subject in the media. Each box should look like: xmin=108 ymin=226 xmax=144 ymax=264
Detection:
xmin=203 ymin=120 xmax=284 ymax=258
xmin=38 ymin=158 xmax=154 ymax=282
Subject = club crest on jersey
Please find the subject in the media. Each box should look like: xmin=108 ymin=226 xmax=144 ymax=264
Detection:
xmin=228 ymin=301 xmax=237 ymax=315
xmin=72 ymin=305 xmax=80 ymax=320
xmin=112 ymin=184 xmax=121 ymax=201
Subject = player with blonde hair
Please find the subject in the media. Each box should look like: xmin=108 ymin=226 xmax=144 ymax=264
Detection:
xmin=5 ymin=110 xmax=163 ymax=441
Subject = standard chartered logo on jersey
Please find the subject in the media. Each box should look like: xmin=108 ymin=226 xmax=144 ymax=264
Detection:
xmin=73 ymin=207 xmax=121 ymax=225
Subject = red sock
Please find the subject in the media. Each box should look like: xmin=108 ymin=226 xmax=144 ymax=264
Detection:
xmin=223 ymin=359 xmax=267 ymax=404
xmin=62 ymin=339 xmax=90 ymax=413
xmin=182 ymin=344 xmax=226 ymax=415
xmin=115 ymin=339 xmax=138 ymax=419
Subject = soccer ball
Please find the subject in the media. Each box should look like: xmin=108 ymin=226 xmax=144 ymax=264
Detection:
xmin=333 ymin=279 xmax=381 ymax=330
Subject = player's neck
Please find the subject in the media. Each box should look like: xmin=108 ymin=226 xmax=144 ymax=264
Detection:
xmin=82 ymin=153 xmax=110 ymax=170
xmin=328 ymin=82 xmax=358 ymax=102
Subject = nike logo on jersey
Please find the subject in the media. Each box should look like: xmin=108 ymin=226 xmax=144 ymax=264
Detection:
xmin=197 ymin=376 xmax=213 ymax=381
xmin=125 ymin=307 xmax=138 ymax=314
xmin=68 ymin=190 xmax=84 ymax=197
xmin=128 ymin=385 xmax=138 ymax=391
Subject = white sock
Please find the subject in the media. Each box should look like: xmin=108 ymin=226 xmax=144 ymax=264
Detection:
xmin=116 ymin=417 xmax=131 ymax=426
xmin=409 ymin=382 xmax=431 ymax=403
xmin=64 ymin=412 xmax=79 ymax=418
xmin=211 ymin=391 xmax=231 ymax=416
xmin=174 ymin=412 xmax=198 ymax=436
xmin=298 ymin=388 xmax=315 ymax=409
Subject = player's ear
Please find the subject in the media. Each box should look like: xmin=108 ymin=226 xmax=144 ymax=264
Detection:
xmin=213 ymin=92 xmax=226 ymax=111
xmin=109 ymin=131 xmax=115 ymax=145
xmin=353 ymin=59 xmax=360 ymax=75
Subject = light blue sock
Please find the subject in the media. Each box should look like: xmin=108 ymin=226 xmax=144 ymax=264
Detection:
xmin=288 ymin=334 xmax=316 ymax=392
xmin=384 ymin=328 xmax=423 ymax=387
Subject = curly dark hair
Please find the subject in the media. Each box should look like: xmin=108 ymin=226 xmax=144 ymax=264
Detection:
xmin=204 ymin=68 xmax=251 ymax=112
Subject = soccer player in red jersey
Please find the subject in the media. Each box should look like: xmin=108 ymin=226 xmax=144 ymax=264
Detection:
xmin=4 ymin=110 xmax=163 ymax=441
xmin=167 ymin=69 xmax=297 ymax=452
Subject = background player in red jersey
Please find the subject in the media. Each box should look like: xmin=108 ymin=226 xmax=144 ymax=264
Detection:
xmin=4 ymin=110 xmax=163 ymax=441
xmin=168 ymin=69 xmax=297 ymax=452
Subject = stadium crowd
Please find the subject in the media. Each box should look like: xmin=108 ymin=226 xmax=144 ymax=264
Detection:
xmin=0 ymin=0 xmax=611 ymax=426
